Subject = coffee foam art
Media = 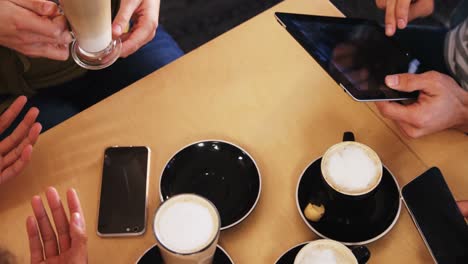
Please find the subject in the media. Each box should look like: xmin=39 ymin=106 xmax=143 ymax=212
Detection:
xmin=296 ymin=248 xmax=338 ymax=264
xmin=294 ymin=240 xmax=357 ymax=264
xmin=322 ymin=142 xmax=382 ymax=195
xmin=154 ymin=195 xmax=219 ymax=254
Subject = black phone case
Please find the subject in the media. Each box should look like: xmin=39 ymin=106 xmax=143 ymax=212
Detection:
xmin=402 ymin=167 xmax=468 ymax=264
xmin=97 ymin=146 xmax=150 ymax=237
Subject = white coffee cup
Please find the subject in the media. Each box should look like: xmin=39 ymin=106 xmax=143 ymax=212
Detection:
xmin=294 ymin=239 xmax=359 ymax=264
xmin=321 ymin=141 xmax=383 ymax=197
xmin=153 ymin=194 xmax=221 ymax=264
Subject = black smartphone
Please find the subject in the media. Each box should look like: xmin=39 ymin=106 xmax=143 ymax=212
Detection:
xmin=274 ymin=12 xmax=421 ymax=101
xmin=97 ymin=146 xmax=150 ymax=237
xmin=402 ymin=167 xmax=468 ymax=264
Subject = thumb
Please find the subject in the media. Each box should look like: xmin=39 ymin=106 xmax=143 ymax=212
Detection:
xmin=70 ymin=212 xmax=88 ymax=249
xmin=384 ymin=73 xmax=426 ymax=93
xmin=112 ymin=0 xmax=141 ymax=37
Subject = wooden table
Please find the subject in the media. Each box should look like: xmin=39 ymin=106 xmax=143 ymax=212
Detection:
xmin=1 ymin=0 xmax=467 ymax=263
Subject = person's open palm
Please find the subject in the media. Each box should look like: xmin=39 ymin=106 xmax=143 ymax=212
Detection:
xmin=27 ymin=187 xmax=88 ymax=264
xmin=0 ymin=96 xmax=42 ymax=184
xmin=112 ymin=0 xmax=160 ymax=57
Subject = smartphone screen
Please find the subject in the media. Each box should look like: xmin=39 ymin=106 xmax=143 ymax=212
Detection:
xmin=97 ymin=146 xmax=150 ymax=236
xmin=402 ymin=167 xmax=468 ymax=263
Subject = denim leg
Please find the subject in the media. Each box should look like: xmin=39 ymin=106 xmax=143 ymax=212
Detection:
xmin=73 ymin=26 xmax=184 ymax=109
xmin=1 ymin=26 xmax=183 ymax=134
xmin=0 ymin=95 xmax=79 ymax=140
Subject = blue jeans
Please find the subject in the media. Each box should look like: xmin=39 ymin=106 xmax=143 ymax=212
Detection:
xmin=1 ymin=26 xmax=183 ymax=137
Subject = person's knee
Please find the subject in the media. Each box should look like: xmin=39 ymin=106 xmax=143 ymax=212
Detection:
xmin=137 ymin=26 xmax=184 ymax=69
xmin=106 ymin=27 xmax=184 ymax=83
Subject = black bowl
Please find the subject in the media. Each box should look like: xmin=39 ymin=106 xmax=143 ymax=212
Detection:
xmin=296 ymin=157 xmax=401 ymax=245
xmin=160 ymin=140 xmax=261 ymax=229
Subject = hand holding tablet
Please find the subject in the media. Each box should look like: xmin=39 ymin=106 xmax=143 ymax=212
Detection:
xmin=275 ymin=12 xmax=422 ymax=102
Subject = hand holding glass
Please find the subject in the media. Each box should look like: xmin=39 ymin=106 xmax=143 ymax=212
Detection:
xmin=60 ymin=0 xmax=121 ymax=69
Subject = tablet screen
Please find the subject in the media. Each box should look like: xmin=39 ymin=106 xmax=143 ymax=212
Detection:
xmin=276 ymin=13 xmax=421 ymax=101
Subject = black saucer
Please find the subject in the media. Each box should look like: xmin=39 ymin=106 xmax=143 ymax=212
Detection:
xmin=275 ymin=242 xmax=308 ymax=264
xmin=296 ymin=158 xmax=401 ymax=245
xmin=136 ymin=244 xmax=234 ymax=264
xmin=160 ymin=140 xmax=261 ymax=229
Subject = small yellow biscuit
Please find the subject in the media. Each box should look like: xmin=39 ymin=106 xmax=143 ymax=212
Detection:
xmin=304 ymin=203 xmax=325 ymax=222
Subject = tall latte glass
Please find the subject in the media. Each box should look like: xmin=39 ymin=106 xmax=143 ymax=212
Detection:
xmin=153 ymin=194 xmax=221 ymax=264
xmin=61 ymin=0 xmax=121 ymax=70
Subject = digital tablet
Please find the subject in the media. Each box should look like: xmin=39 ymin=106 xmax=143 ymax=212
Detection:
xmin=275 ymin=12 xmax=422 ymax=102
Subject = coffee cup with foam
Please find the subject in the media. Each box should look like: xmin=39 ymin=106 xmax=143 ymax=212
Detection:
xmin=321 ymin=141 xmax=383 ymax=198
xmin=294 ymin=239 xmax=370 ymax=264
xmin=153 ymin=194 xmax=221 ymax=264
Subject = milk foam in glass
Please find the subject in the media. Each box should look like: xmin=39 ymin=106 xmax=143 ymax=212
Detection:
xmin=154 ymin=194 xmax=220 ymax=264
xmin=61 ymin=0 xmax=121 ymax=69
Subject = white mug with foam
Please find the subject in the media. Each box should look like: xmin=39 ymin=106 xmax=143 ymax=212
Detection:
xmin=294 ymin=239 xmax=361 ymax=264
xmin=153 ymin=194 xmax=221 ymax=264
xmin=321 ymin=141 xmax=383 ymax=197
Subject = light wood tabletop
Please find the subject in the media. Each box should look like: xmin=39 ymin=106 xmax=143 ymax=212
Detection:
xmin=0 ymin=0 xmax=467 ymax=263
